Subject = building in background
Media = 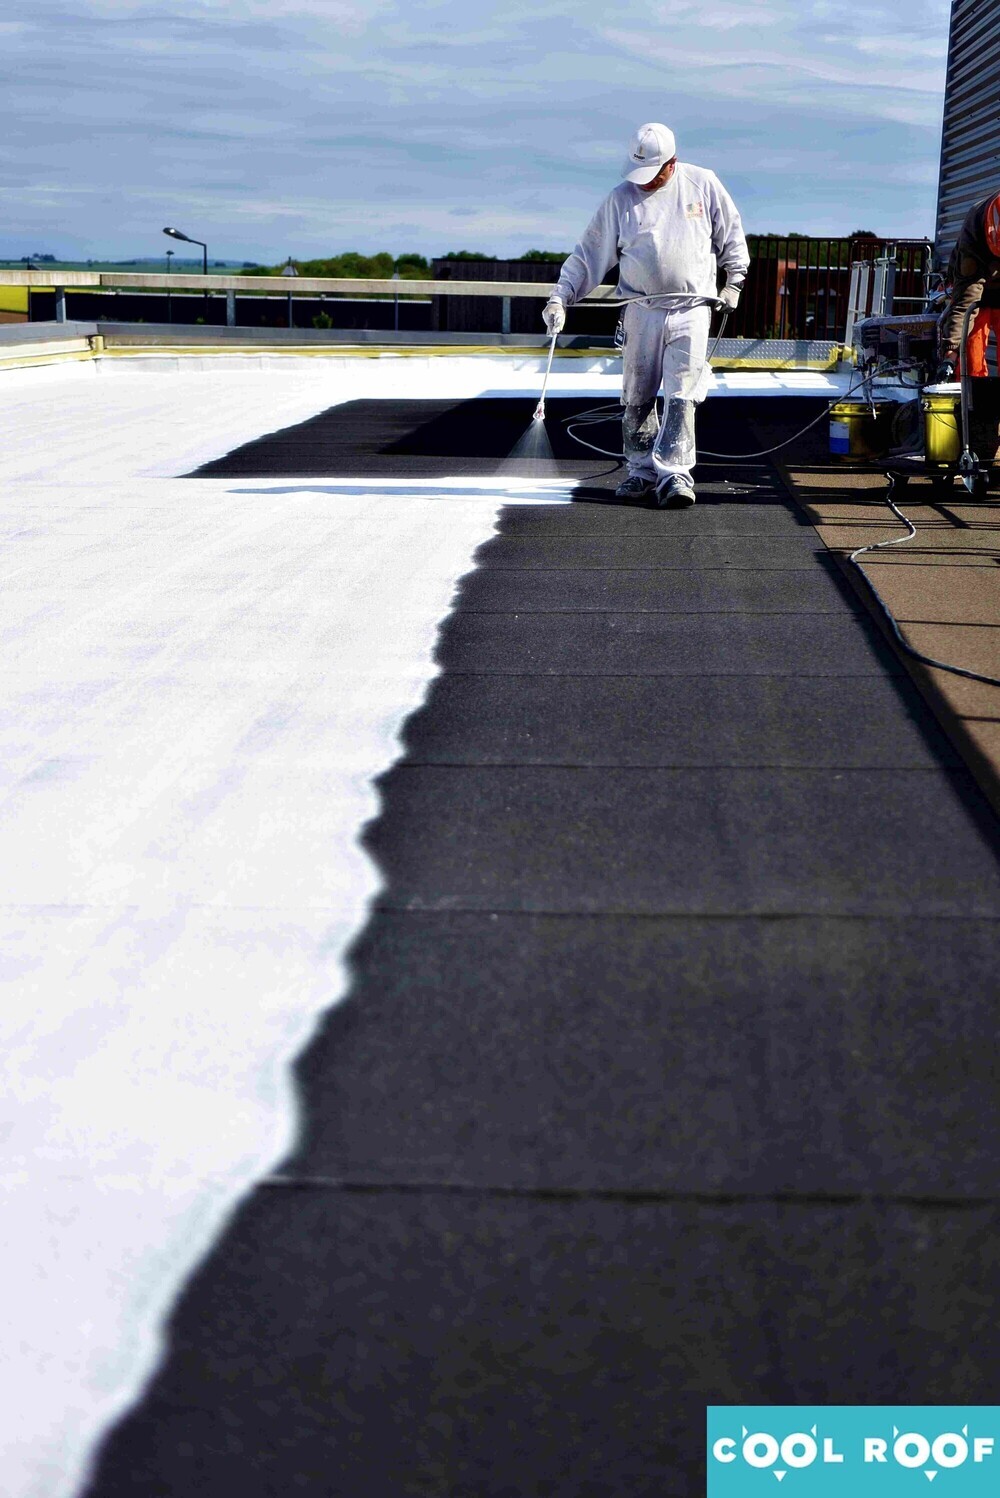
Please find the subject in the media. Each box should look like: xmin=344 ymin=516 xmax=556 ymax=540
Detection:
xmin=936 ymin=0 xmax=1000 ymax=262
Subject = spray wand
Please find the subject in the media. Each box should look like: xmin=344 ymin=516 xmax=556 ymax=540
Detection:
xmin=533 ymin=328 xmax=559 ymax=422
xmin=534 ymin=293 xmax=727 ymax=424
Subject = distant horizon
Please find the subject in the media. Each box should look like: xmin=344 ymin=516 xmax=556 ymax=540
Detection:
xmin=0 ymin=255 xmax=262 ymax=268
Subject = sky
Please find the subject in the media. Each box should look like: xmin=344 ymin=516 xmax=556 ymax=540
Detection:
xmin=0 ymin=0 xmax=952 ymax=263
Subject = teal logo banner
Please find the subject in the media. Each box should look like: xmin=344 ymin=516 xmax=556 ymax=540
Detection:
xmin=707 ymin=1408 xmax=1000 ymax=1495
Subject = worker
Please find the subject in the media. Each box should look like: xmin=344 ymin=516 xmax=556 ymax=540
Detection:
xmin=543 ymin=122 xmax=750 ymax=506
xmin=938 ymin=189 xmax=1000 ymax=380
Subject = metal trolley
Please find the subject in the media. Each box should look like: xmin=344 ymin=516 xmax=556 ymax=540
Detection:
xmin=880 ymin=305 xmax=994 ymax=503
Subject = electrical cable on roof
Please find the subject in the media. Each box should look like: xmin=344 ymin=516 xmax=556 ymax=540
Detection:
xmin=848 ymin=475 xmax=1000 ymax=689
xmin=561 ymin=372 xmax=870 ymax=462
xmin=552 ymin=339 xmax=999 ymax=688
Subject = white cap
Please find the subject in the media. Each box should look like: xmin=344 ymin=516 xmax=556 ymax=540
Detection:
xmin=621 ymin=122 xmax=676 ymax=184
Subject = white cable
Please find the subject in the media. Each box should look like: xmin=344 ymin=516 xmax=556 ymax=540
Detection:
xmin=563 ymin=401 xmax=645 ymax=460
xmin=696 ymin=371 xmax=869 ymax=458
xmin=698 ymin=397 xmax=850 ymax=459
xmin=563 ymin=427 xmax=625 ymax=459
xmin=849 ymin=476 xmax=1000 ymax=688
xmin=560 ymin=375 xmax=869 ymax=463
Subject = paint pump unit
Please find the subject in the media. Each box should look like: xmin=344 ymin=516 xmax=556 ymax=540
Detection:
xmin=832 ymin=305 xmax=1000 ymax=496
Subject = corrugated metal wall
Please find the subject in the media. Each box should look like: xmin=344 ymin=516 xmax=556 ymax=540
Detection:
xmin=936 ymin=0 xmax=1000 ymax=261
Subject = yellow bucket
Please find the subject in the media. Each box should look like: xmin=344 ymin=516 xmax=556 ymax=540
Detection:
xmin=828 ymin=401 xmax=894 ymax=462
xmin=920 ymin=391 xmax=961 ymax=466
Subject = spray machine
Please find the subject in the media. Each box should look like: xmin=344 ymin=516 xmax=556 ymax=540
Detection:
xmin=833 ymin=304 xmax=1000 ymax=496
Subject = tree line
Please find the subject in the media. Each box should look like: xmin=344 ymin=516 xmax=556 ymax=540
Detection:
xmin=244 ymin=249 xmax=576 ymax=277
xmin=245 ymin=233 xmax=899 ymax=280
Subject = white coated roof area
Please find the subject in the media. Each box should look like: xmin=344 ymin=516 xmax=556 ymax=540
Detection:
xmin=1 ymin=352 xmax=849 ymax=1498
xmin=2 ymin=357 xmax=523 ymax=1498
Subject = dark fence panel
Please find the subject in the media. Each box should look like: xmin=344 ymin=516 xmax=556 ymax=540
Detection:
xmin=28 ymin=290 xmax=434 ymax=333
xmin=430 ymin=259 xmax=619 ymax=337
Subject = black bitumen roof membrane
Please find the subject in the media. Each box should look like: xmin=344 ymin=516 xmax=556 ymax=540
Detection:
xmin=87 ymin=397 xmax=1000 ymax=1494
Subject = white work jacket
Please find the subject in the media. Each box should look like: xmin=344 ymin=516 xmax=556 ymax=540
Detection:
xmin=553 ymin=163 xmax=750 ymax=307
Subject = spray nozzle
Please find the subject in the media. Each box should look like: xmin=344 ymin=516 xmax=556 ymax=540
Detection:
xmin=531 ymin=330 xmax=558 ymax=427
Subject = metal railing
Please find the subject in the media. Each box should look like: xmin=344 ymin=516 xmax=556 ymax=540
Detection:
xmin=0 ymin=269 xmax=580 ymax=329
xmin=731 ymin=237 xmax=933 ymax=342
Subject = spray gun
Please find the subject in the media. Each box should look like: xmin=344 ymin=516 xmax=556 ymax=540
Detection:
xmin=533 ymin=328 xmax=559 ymax=422
xmin=534 ymin=293 xmax=727 ymax=426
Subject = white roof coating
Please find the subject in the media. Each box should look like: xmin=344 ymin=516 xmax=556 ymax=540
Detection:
xmin=2 ymin=359 xmax=512 ymax=1498
xmin=0 ymin=354 xmax=847 ymax=1498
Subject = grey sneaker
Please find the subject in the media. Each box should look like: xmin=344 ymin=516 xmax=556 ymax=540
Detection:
xmin=615 ymin=474 xmax=654 ymax=499
xmin=655 ymin=474 xmax=696 ymax=508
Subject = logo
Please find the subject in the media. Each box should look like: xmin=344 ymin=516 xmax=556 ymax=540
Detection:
xmin=686 ymin=200 xmax=705 ymax=219
xmin=707 ymin=1409 xmax=1000 ymax=1495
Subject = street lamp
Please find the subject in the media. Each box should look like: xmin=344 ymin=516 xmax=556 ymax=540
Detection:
xmin=163 ymin=226 xmax=208 ymax=320
xmin=280 ymin=256 xmax=298 ymax=329
xmin=163 ymin=225 xmax=207 ymax=276
xmin=165 ymin=247 xmax=174 ymax=323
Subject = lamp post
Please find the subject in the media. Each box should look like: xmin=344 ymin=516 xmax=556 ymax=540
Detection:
xmin=281 ymin=257 xmax=298 ymax=329
xmin=165 ymin=247 xmax=174 ymax=323
xmin=163 ymin=226 xmax=208 ymax=321
xmin=392 ymin=268 xmax=401 ymax=333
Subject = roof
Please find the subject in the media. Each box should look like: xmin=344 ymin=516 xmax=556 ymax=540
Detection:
xmin=4 ymin=339 xmax=1000 ymax=1497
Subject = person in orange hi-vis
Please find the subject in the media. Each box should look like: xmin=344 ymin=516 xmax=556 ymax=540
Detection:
xmin=938 ymin=190 xmax=1000 ymax=380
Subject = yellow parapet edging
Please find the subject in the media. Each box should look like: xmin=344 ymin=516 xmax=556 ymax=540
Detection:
xmin=96 ymin=343 xmax=618 ymax=360
xmin=0 ymin=337 xmax=847 ymax=373
xmin=0 ymin=347 xmax=97 ymax=373
xmin=714 ymin=349 xmax=846 ymax=372
xmin=0 ymin=287 xmax=29 ymax=315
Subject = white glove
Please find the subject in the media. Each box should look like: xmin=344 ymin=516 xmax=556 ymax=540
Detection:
xmin=714 ymin=283 xmax=741 ymax=314
xmin=543 ymin=298 xmax=566 ymax=335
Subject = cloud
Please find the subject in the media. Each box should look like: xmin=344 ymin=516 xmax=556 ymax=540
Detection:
xmin=848 ymin=34 xmax=948 ymax=59
xmin=654 ymin=0 xmax=784 ymax=29
xmin=599 ymin=28 xmax=945 ymax=101
xmin=71 ymin=0 xmax=391 ymax=26
xmin=0 ymin=0 xmax=950 ymax=260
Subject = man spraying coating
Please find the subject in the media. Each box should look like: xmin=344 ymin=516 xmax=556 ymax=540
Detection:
xmin=544 ymin=122 xmax=750 ymax=507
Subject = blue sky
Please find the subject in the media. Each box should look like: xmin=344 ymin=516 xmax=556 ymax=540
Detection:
xmin=0 ymin=0 xmax=951 ymax=262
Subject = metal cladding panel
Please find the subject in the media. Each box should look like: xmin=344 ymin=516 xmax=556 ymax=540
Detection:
xmin=936 ymin=0 xmax=1000 ymax=260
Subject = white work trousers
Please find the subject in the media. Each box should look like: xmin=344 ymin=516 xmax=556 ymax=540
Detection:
xmin=621 ymin=301 xmax=712 ymax=484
